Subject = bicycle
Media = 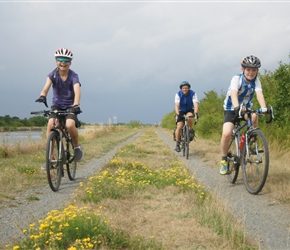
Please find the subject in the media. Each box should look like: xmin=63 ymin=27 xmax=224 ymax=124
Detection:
xmin=30 ymin=109 xmax=81 ymax=192
xmin=177 ymin=115 xmax=196 ymax=159
xmin=226 ymin=104 xmax=274 ymax=194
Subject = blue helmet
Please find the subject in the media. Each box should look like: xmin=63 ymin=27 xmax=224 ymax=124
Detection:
xmin=179 ymin=81 xmax=191 ymax=89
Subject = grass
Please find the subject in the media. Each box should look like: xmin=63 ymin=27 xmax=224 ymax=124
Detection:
xmin=0 ymin=125 xmax=139 ymax=205
xmin=5 ymin=127 xmax=258 ymax=250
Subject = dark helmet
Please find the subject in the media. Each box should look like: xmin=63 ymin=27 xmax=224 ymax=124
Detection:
xmin=179 ymin=81 xmax=191 ymax=89
xmin=241 ymin=55 xmax=261 ymax=68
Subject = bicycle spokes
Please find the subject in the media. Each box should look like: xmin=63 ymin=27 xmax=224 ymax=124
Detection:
xmin=242 ymin=130 xmax=269 ymax=195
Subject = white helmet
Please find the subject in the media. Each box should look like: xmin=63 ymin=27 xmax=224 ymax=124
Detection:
xmin=54 ymin=48 xmax=73 ymax=59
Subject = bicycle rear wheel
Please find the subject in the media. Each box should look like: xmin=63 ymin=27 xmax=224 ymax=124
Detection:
xmin=66 ymin=140 xmax=77 ymax=181
xmin=241 ymin=129 xmax=269 ymax=194
xmin=46 ymin=131 xmax=62 ymax=192
xmin=227 ymin=135 xmax=239 ymax=184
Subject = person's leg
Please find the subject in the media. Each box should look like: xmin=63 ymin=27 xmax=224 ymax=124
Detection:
xmin=175 ymin=121 xmax=183 ymax=152
xmin=220 ymin=122 xmax=234 ymax=175
xmin=186 ymin=111 xmax=195 ymax=140
xmin=66 ymin=118 xmax=83 ymax=161
xmin=41 ymin=118 xmax=55 ymax=170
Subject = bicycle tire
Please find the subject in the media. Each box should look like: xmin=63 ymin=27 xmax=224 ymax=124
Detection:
xmin=184 ymin=126 xmax=190 ymax=159
xmin=46 ymin=131 xmax=62 ymax=192
xmin=241 ymin=129 xmax=269 ymax=195
xmin=227 ymin=134 xmax=240 ymax=184
xmin=66 ymin=140 xmax=77 ymax=181
xmin=182 ymin=128 xmax=186 ymax=157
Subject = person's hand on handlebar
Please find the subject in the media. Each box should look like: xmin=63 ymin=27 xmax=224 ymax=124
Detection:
xmin=35 ymin=95 xmax=48 ymax=108
xmin=258 ymin=107 xmax=267 ymax=114
xmin=68 ymin=105 xmax=82 ymax=114
xmin=194 ymin=113 xmax=198 ymax=123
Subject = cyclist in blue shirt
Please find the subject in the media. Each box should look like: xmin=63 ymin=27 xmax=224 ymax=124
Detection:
xmin=174 ymin=81 xmax=199 ymax=152
xmin=35 ymin=48 xmax=83 ymax=170
xmin=220 ymin=55 xmax=267 ymax=175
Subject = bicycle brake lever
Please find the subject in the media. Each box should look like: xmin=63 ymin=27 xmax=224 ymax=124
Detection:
xmin=266 ymin=106 xmax=274 ymax=124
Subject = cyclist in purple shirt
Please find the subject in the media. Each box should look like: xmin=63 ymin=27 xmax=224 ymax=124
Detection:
xmin=35 ymin=48 xmax=83 ymax=170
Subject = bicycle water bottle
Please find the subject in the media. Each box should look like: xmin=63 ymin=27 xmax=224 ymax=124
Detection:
xmin=239 ymin=133 xmax=245 ymax=150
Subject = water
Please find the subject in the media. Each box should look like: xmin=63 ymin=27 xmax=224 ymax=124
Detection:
xmin=0 ymin=128 xmax=86 ymax=145
xmin=0 ymin=130 xmax=44 ymax=145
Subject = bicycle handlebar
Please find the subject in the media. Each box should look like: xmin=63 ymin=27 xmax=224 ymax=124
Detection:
xmin=30 ymin=109 xmax=81 ymax=117
xmin=238 ymin=104 xmax=274 ymax=124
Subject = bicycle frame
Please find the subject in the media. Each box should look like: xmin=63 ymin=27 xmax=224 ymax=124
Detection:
xmin=51 ymin=115 xmax=73 ymax=165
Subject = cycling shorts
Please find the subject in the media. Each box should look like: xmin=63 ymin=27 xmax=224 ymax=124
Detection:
xmin=176 ymin=109 xmax=194 ymax=123
xmin=49 ymin=106 xmax=80 ymax=127
xmin=223 ymin=110 xmax=246 ymax=125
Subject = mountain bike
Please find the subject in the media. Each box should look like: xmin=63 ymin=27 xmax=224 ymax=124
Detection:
xmin=30 ymin=109 xmax=81 ymax=192
xmin=226 ymin=104 xmax=274 ymax=194
xmin=179 ymin=115 xmax=196 ymax=160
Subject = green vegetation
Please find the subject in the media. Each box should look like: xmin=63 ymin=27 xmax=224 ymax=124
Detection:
xmin=0 ymin=115 xmax=48 ymax=131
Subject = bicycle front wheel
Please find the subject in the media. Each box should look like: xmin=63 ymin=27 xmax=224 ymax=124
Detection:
xmin=46 ymin=131 xmax=62 ymax=192
xmin=66 ymin=140 xmax=77 ymax=181
xmin=184 ymin=126 xmax=190 ymax=159
xmin=241 ymin=129 xmax=269 ymax=195
xmin=227 ymin=134 xmax=240 ymax=184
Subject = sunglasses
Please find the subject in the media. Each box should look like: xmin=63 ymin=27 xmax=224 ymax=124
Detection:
xmin=56 ymin=58 xmax=71 ymax=63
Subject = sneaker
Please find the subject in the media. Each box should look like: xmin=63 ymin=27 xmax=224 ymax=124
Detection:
xmin=175 ymin=142 xmax=181 ymax=152
xmin=40 ymin=162 xmax=46 ymax=171
xmin=219 ymin=160 xmax=228 ymax=175
xmin=40 ymin=155 xmax=55 ymax=171
xmin=189 ymin=129 xmax=195 ymax=141
xmin=74 ymin=145 xmax=83 ymax=161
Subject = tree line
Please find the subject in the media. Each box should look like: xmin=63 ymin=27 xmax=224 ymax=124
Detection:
xmin=0 ymin=115 xmax=48 ymax=131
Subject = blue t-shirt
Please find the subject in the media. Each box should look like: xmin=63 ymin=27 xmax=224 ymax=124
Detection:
xmin=48 ymin=68 xmax=80 ymax=109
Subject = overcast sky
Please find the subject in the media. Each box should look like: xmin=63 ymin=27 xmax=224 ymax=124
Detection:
xmin=0 ymin=1 xmax=289 ymax=124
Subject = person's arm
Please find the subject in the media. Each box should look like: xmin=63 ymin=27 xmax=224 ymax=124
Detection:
xmin=192 ymin=92 xmax=199 ymax=113
xmin=256 ymin=90 xmax=266 ymax=109
xmin=230 ymin=90 xmax=239 ymax=108
xmin=174 ymin=93 xmax=180 ymax=115
xmin=40 ymin=77 xmax=52 ymax=96
xmin=73 ymin=83 xmax=81 ymax=106
xmin=194 ymin=102 xmax=199 ymax=113
xmin=175 ymin=103 xmax=180 ymax=115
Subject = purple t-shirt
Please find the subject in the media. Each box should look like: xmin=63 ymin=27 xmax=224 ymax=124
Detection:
xmin=48 ymin=68 xmax=81 ymax=109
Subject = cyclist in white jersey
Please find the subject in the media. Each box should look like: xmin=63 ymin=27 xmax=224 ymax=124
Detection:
xmin=220 ymin=55 xmax=267 ymax=175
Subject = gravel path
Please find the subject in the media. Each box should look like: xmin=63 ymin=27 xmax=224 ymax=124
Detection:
xmin=0 ymin=132 xmax=141 ymax=247
xmin=157 ymin=129 xmax=290 ymax=250
xmin=1 ymin=129 xmax=290 ymax=250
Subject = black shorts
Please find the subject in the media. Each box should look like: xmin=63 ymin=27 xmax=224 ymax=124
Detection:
xmin=224 ymin=110 xmax=246 ymax=124
xmin=177 ymin=109 xmax=194 ymax=123
xmin=49 ymin=106 xmax=80 ymax=127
